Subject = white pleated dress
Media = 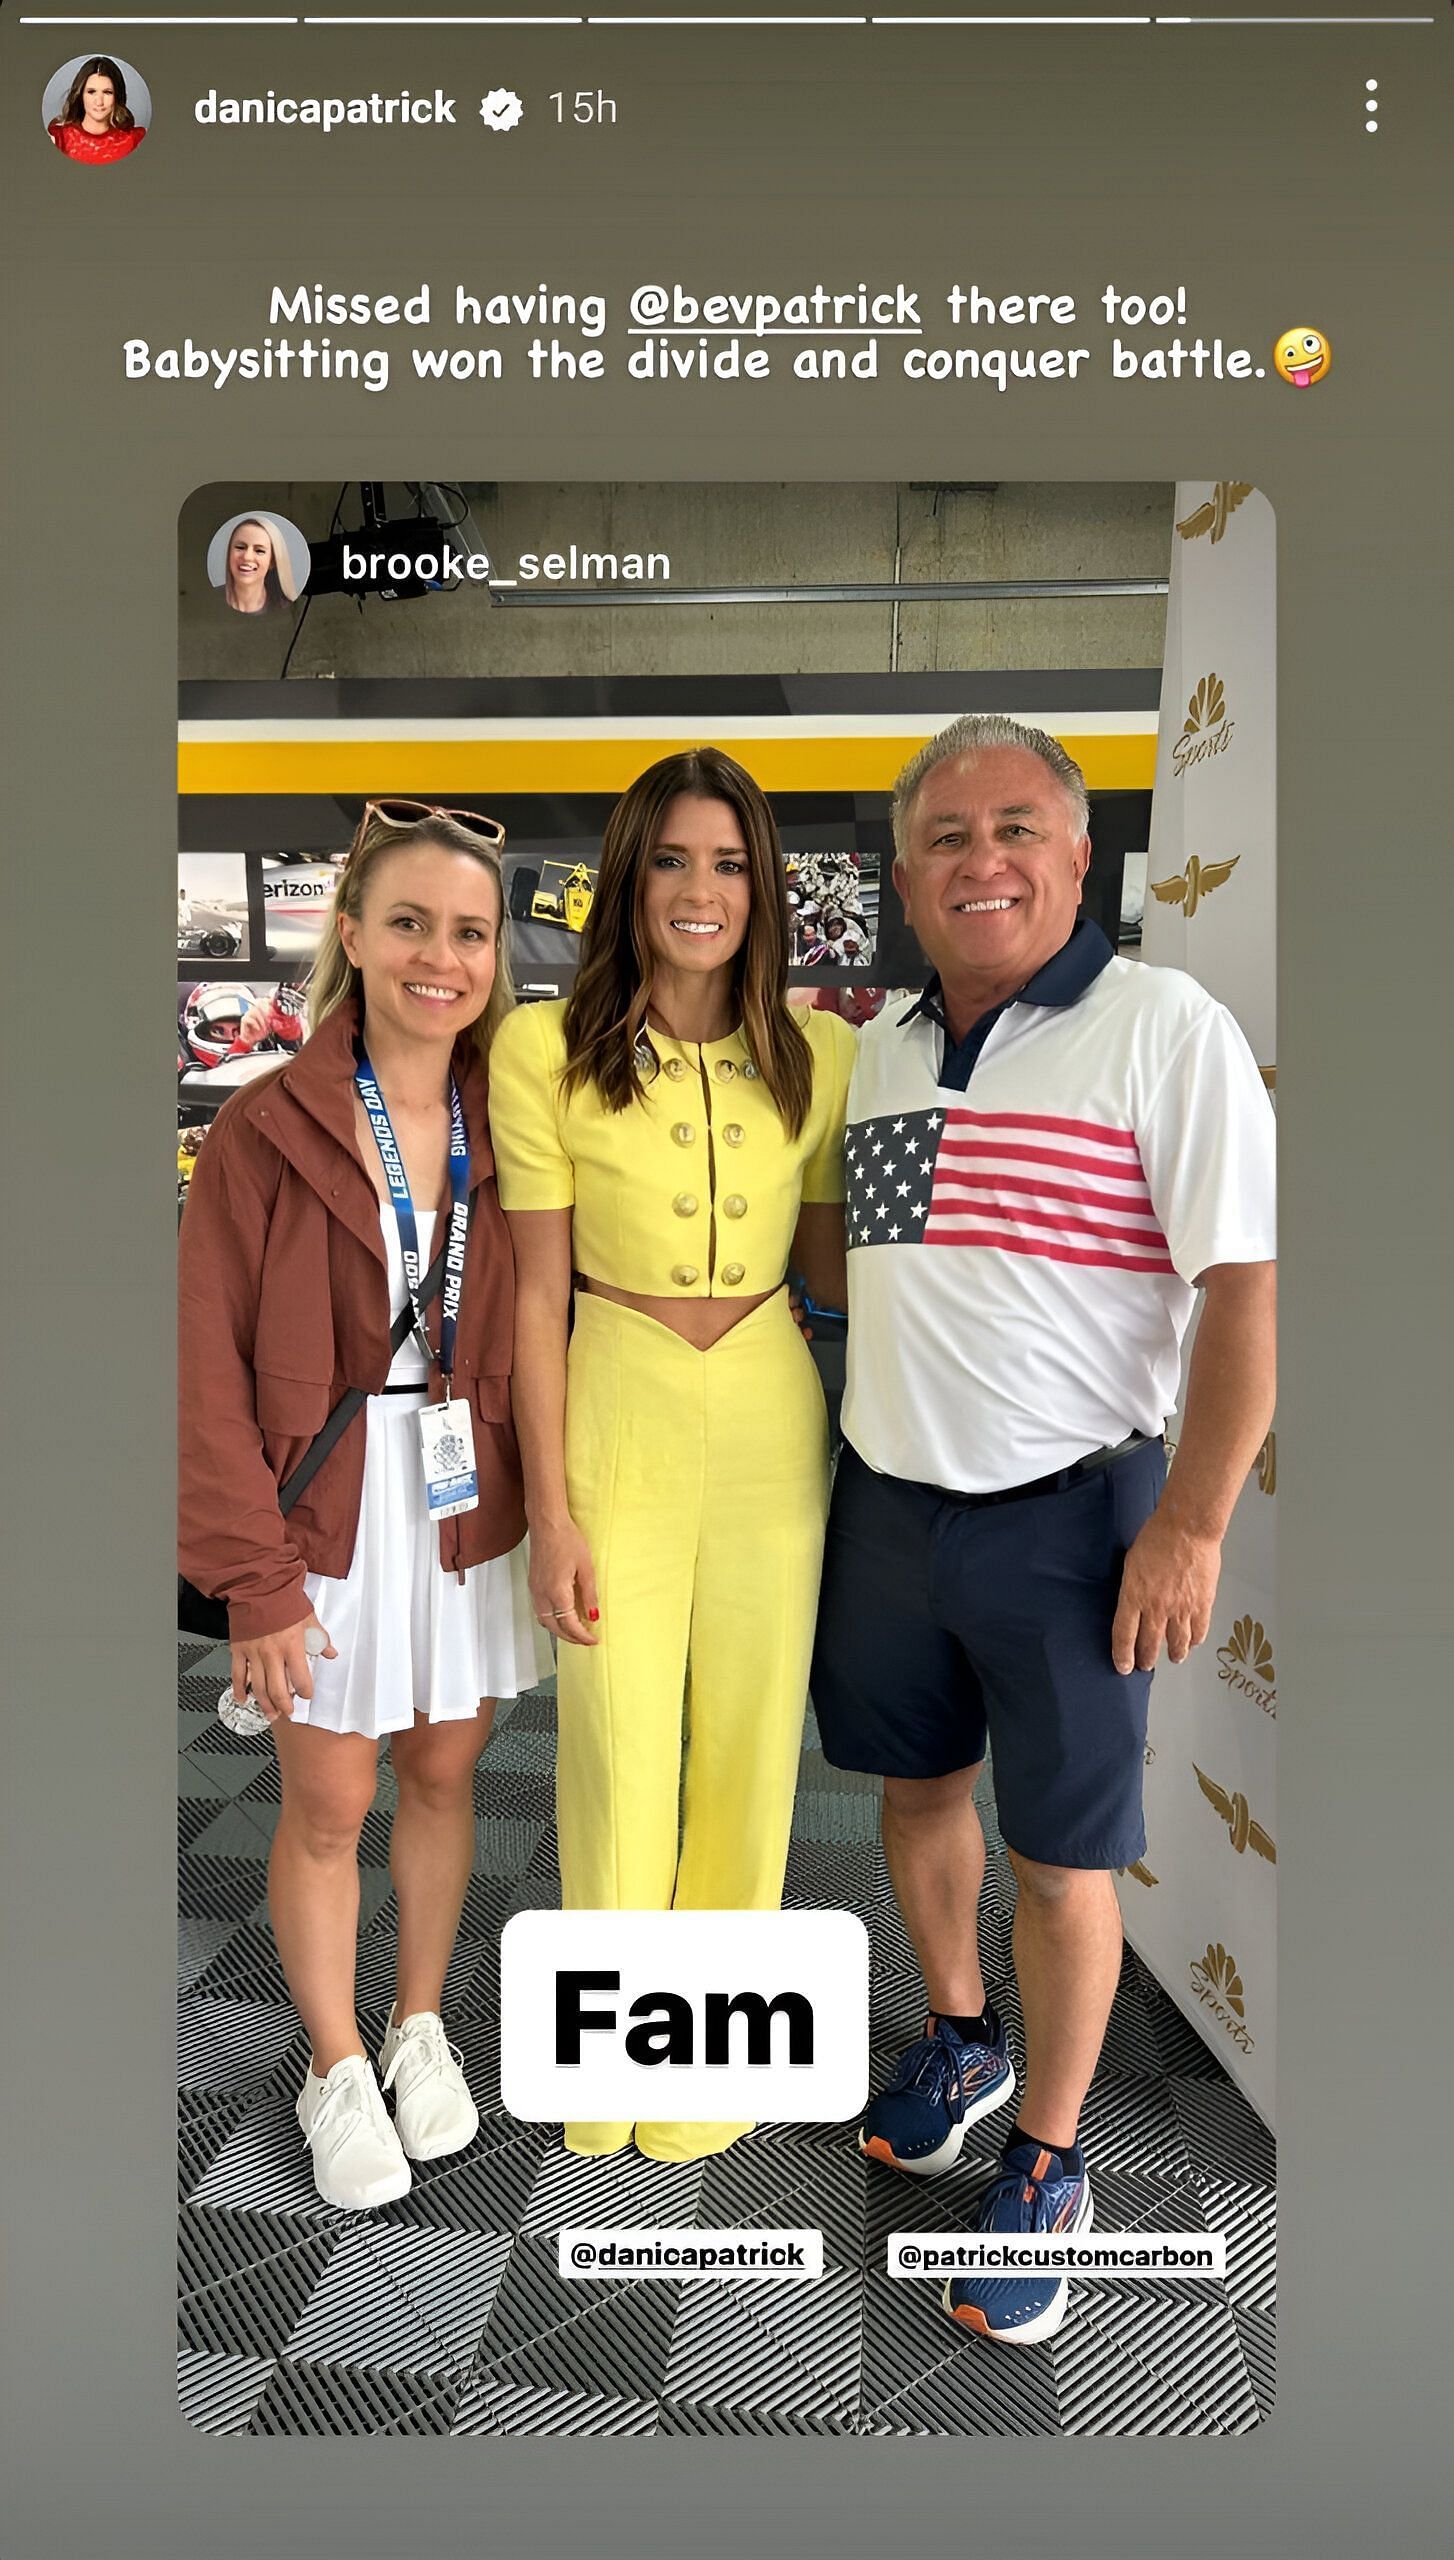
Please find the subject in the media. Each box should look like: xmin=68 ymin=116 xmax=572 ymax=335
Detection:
xmin=294 ymin=1208 xmax=553 ymax=1737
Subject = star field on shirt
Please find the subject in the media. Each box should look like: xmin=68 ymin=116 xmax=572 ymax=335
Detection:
xmin=843 ymin=1106 xmax=1176 ymax=1273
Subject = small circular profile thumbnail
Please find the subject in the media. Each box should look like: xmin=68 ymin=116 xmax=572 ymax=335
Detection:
xmin=44 ymin=55 xmax=151 ymax=165
xmin=208 ymin=513 xmax=313 ymax=617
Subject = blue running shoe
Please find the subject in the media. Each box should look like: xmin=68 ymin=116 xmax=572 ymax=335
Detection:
xmin=943 ymin=2139 xmax=1092 ymax=2345
xmin=859 ymin=2012 xmax=1015 ymax=2177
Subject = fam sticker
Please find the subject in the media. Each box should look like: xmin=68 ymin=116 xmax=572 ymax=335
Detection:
xmin=500 ymin=1909 xmax=869 ymax=2124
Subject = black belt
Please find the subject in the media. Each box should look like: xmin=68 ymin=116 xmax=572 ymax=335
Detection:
xmin=928 ymin=1430 xmax=1160 ymax=1513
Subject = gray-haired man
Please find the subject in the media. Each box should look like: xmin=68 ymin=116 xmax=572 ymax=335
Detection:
xmin=811 ymin=714 xmax=1276 ymax=2344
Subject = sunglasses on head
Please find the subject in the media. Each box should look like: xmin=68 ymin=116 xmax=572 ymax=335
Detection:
xmin=358 ymin=797 xmax=506 ymax=850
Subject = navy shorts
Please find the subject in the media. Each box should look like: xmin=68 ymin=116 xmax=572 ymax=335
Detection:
xmin=810 ymin=1437 xmax=1167 ymax=1870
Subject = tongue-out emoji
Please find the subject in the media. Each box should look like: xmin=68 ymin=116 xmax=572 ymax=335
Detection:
xmin=1274 ymin=327 xmax=1332 ymax=389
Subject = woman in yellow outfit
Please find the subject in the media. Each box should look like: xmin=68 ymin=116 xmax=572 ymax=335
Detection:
xmin=489 ymin=748 xmax=854 ymax=2162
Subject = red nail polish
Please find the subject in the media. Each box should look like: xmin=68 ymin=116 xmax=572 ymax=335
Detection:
xmin=589 ymin=1608 xmax=600 ymax=1622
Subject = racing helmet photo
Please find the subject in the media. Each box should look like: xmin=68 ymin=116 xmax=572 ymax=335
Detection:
xmin=180 ymin=982 xmax=253 ymax=1067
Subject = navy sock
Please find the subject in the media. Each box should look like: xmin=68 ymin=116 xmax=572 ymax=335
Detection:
xmin=935 ymin=2003 xmax=1001 ymax=2046
xmin=1007 ymin=2125 xmax=1085 ymax=2178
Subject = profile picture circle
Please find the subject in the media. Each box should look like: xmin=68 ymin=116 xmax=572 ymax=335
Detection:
xmin=208 ymin=513 xmax=312 ymax=617
xmin=43 ymin=54 xmax=151 ymax=164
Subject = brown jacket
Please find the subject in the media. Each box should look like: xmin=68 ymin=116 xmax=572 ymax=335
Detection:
xmin=178 ymin=996 xmax=526 ymax=1642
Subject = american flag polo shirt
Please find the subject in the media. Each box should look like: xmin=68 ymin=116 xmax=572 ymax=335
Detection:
xmin=840 ymin=919 xmax=1276 ymax=1495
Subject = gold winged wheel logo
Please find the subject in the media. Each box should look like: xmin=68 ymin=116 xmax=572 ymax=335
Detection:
xmin=1194 ymin=1764 xmax=1276 ymax=1862
xmin=1150 ymin=852 xmax=1240 ymax=918
xmin=1256 ymin=1430 xmax=1277 ymax=1495
xmin=1176 ymin=483 xmax=1254 ymax=545
xmin=1200 ymin=1942 xmax=1247 ymax=2016
xmin=1118 ymin=1859 xmax=1160 ymax=1886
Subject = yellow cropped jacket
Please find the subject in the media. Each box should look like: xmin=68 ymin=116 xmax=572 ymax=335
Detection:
xmin=488 ymin=998 xmax=855 ymax=1298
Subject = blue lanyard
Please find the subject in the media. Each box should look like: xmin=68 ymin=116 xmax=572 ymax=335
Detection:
xmin=355 ymin=1051 xmax=471 ymax=1388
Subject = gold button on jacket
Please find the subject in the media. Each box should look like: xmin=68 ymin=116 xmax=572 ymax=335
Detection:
xmin=489 ymin=1000 xmax=856 ymax=1298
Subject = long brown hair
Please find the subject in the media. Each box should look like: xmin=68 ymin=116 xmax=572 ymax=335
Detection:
xmin=60 ymin=57 xmax=136 ymax=130
xmin=562 ymin=748 xmax=812 ymax=1136
xmin=308 ymin=806 xmax=514 ymax=1063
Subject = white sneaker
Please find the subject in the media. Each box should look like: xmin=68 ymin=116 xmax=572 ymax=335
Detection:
xmin=379 ymin=2007 xmax=480 ymax=2161
xmin=296 ymin=2053 xmax=412 ymax=2209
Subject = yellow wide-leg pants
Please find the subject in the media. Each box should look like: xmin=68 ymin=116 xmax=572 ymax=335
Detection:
xmin=557 ymin=1287 xmax=830 ymax=2161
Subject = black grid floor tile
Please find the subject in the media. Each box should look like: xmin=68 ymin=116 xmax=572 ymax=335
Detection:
xmin=859 ymin=2270 xmax=1062 ymax=2437
xmin=177 ymin=1799 xmax=230 ymax=1853
xmin=178 ymin=1995 xmax=301 ymax=2095
xmin=177 ymin=2350 xmax=275 ymax=2435
xmin=177 ymin=1643 xmax=1275 ymax=2438
xmin=179 ymin=2206 xmax=341 ymax=2359
xmin=661 ymin=2268 xmax=862 ymax=2423
xmin=189 ymin=2090 xmax=346 ymax=2222
xmin=284 ymin=2225 xmax=512 ymax=2373
xmin=453 ymin=2377 xmax=659 ymax=2438
xmin=1052 ymin=2282 xmax=1261 ymax=2436
xmin=178 ymin=2091 xmax=255 ymax=2205
xmin=248 ymin=2354 xmax=462 ymax=2436
xmin=472 ymin=2232 xmax=682 ymax=2400
xmin=186 ymin=1746 xmax=274 ymax=1803
xmin=1233 ymin=2300 xmax=1277 ymax=2419
xmin=178 ymin=1915 xmax=240 ymax=1993
xmin=520 ymin=2142 xmax=704 ymax=2238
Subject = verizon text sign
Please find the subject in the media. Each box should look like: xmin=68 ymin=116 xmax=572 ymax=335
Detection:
xmin=500 ymin=1910 xmax=870 ymax=2123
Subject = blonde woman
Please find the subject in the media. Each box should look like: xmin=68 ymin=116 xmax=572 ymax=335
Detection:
xmin=223 ymin=515 xmax=298 ymax=614
xmin=179 ymin=800 xmax=549 ymax=2209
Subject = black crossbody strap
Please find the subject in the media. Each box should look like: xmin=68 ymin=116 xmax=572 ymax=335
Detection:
xmin=276 ymin=1219 xmax=459 ymax=1518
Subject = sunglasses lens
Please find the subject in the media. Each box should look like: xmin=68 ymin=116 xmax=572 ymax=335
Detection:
xmin=445 ymin=809 xmax=505 ymax=845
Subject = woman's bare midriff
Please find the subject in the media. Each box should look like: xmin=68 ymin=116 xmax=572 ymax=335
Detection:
xmin=577 ymin=1274 xmax=781 ymax=1350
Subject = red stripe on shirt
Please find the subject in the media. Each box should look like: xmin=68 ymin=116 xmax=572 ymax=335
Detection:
xmin=946 ymin=1108 xmax=1142 ymax=1150
xmin=936 ymin=1137 xmax=1152 ymax=1184
xmin=933 ymin=1169 xmax=1163 ymax=1219
xmin=931 ymin=1199 xmax=1171 ymax=1249
xmin=921 ymin=1222 xmax=1178 ymax=1274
